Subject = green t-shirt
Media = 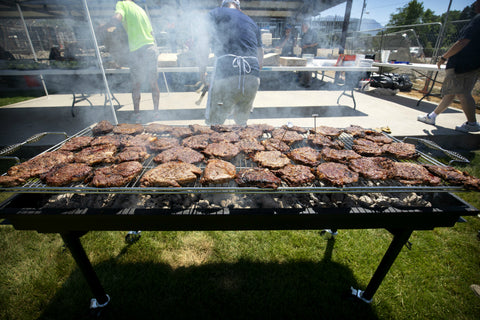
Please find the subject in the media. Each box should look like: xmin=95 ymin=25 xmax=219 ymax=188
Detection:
xmin=115 ymin=1 xmax=154 ymax=52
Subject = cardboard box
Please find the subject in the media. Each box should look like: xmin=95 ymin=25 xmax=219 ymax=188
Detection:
xmin=279 ymin=57 xmax=307 ymax=66
xmin=157 ymin=53 xmax=178 ymax=67
xmin=263 ymin=53 xmax=280 ymax=66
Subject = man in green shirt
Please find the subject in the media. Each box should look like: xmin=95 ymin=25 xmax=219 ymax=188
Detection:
xmin=101 ymin=0 xmax=159 ymax=121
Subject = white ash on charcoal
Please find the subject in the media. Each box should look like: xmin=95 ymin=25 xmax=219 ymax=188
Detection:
xmin=347 ymin=193 xmax=432 ymax=209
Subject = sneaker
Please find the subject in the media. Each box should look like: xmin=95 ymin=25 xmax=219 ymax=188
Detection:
xmin=417 ymin=114 xmax=435 ymax=125
xmin=471 ymin=284 xmax=480 ymax=298
xmin=455 ymin=122 xmax=480 ymax=133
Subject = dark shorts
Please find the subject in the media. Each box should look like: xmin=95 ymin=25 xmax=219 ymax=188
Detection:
xmin=129 ymin=44 xmax=158 ymax=85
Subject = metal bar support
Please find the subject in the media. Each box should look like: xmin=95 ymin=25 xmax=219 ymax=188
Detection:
xmin=60 ymin=232 xmax=110 ymax=307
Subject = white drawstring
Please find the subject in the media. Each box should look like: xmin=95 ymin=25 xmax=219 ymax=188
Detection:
xmin=218 ymin=54 xmax=257 ymax=94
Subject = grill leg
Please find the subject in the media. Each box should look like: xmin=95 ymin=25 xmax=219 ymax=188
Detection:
xmin=61 ymin=232 xmax=110 ymax=308
xmin=352 ymin=228 xmax=413 ymax=303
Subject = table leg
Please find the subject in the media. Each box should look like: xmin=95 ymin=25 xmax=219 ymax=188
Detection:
xmin=416 ymin=72 xmax=438 ymax=106
xmin=60 ymin=232 xmax=110 ymax=307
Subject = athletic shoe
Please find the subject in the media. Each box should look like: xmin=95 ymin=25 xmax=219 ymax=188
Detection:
xmin=455 ymin=122 xmax=480 ymax=133
xmin=417 ymin=114 xmax=435 ymax=125
xmin=471 ymin=284 xmax=480 ymax=298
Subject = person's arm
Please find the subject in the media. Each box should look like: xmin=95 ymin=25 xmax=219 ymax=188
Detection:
xmin=436 ymin=38 xmax=470 ymax=69
xmin=98 ymin=13 xmax=123 ymax=33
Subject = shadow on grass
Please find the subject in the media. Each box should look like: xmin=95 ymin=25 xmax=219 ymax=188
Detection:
xmin=39 ymin=238 xmax=380 ymax=320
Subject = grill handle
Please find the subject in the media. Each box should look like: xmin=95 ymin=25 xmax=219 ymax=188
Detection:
xmin=0 ymin=132 xmax=69 ymax=156
xmin=403 ymin=137 xmax=470 ymax=165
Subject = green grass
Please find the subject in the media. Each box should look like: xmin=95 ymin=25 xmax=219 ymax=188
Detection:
xmin=0 ymin=153 xmax=479 ymax=319
xmin=0 ymin=92 xmax=40 ymax=107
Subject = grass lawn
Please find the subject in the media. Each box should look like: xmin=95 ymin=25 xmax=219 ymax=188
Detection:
xmin=0 ymin=152 xmax=479 ymax=319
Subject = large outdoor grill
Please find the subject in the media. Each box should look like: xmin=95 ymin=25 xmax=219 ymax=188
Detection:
xmin=0 ymin=122 xmax=478 ymax=310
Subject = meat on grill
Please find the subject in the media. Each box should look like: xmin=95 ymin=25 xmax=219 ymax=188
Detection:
xmin=120 ymin=134 xmax=157 ymax=148
xmin=92 ymin=120 xmax=114 ymax=135
xmin=235 ymin=167 xmax=282 ymax=189
xmin=154 ymin=146 xmax=205 ymax=164
xmin=316 ymin=162 xmax=359 ymax=186
xmin=90 ymin=161 xmax=143 ymax=187
xmin=140 ymin=161 xmax=202 ymax=187
xmin=382 ymin=142 xmax=418 ymax=159
xmin=169 ymin=127 xmax=193 ymax=138
xmin=203 ymin=142 xmax=240 ymax=160
xmin=113 ymin=123 xmax=144 ymax=135
xmin=182 ymin=134 xmax=211 ymax=150
xmin=59 ymin=136 xmax=93 ymax=151
xmin=41 ymin=163 xmax=93 ymax=186
xmin=352 ymin=138 xmax=383 ymax=156
xmin=364 ymin=132 xmax=393 ymax=145
xmin=252 ymin=150 xmax=291 ymax=169
xmin=235 ymin=137 xmax=265 ymax=154
xmin=189 ymin=124 xmax=214 ymax=135
xmin=211 ymin=124 xmax=243 ymax=132
xmin=8 ymin=150 xmax=74 ymax=179
xmin=273 ymin=164 xmax=315 ymax=186
xmin=343 ymin=125 xmax=367 ymax=137
xmin=144 ymin=123 xmax=173 ymax=134
xmin=0 ymin=175 xmax=26 ymax=187
xmin=116 ymin=146 xmax=150 ymax=163
xmin=348 ymin=157 xmax=394 ymax=180
xmin=247 ymin=123 xmax=274 ymax=133
xmin=200 ymin=159 xmax=237 ymax=184
xmin=282 ymin=124 xmax=308 ymax=134
xmin=310 ymin=126 xmax=341 ymax=137
xmin=308 ymin=134 xmax=345 ymax=150
xmin=271 ymin=128 xmax=304 ymax=145
xmin=74 ymin=144 xmax=117 ymax=165
xmin=389 ymin=162 xmax=441 ymax=185
xmin=423 ymin=164 xmax=480 ymax=190
xmin=209 ymin=131 xmax=240 ymax=143
xmin=261 ymin=138 xmax=290 ymax=152
xmin=321 ymin=147 xmax=361 ymax=163
xmin=150 ymin=137 xmax=180 ymax=152
xmin=91 ymin=135 xmax=122 ymax=147
xmin=288 ymin=147 xmax=322 ymax=166
xmin=238 ymin=127 xmax=263 ymax=139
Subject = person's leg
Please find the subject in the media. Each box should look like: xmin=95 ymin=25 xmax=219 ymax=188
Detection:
xmin=433 ymin=94 xmax=455 ymax=115
xmin=206 ymin=78 xmax=234 ymax=125
xmin=457 ymin=93 xmax=477 ymax=123
xmin=151 ymin=79 xmax=160 ymax=111
xmin=233 ymin=76 xmax=260 ymax=125
xmin=132 ymin=82 xmax=141 ymax=114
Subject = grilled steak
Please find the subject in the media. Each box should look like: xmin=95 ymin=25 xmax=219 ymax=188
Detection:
xmin=239 ymin=127 xmax=263 ymax=139
xmin=92 ymin=120 xmax=114 ymax=135
xmin=200 ymin=159 xmax=237 ymax=184
xmin=144 ymin=123 xmax=173 ymax=134
xmin=154 ymin=146 xmax=205 ymax=164
xmin=348 ymin=157 xmax=394 ymax=180
xmin=382 ymin=142 xmax=418 ymax=159
xmin=282 ymin=124 xmax=308 ymax=134
xmin=253 ymin=150 xmax=291 ymax=169
xmin=113 ymin=123 xmax=144 ymax=135
xmin=235 ymin=137 xmax=265 ymax=154
xmin=116 ymin=146 xmax=150 ymax=163
xmin=211 ymin=124 xmax=243 ymax=132
xmin=261 ymin=138 xmax=290 ymax=152
xmin=316 ymin=162 xmax=359 ymax=186
xmin=0 ymin=175 xmax=26 ymax=187
xmin=271 ymin=128 xmax=304 ymax=145
xmin=423 ymin=164 xmax=480 ymax=190
xmin=389 ymin=162 xmax=441 ymax=185
xmin=182 ymin=134 xmax=211 ymax=150
xmin=235 ymin=167 xmax=282 ymax=189
xmin=90 ymin=161 xmax=143 ymax=187
xmin=74 ymin=144 xmax=117 ymax=165
xmin=91 ymin=135 xmax=122 ymax=147
xmin=364 ymin=132 xmax=393 ymax=145
xmin=288 ymin=147 xmax=322 ymax=166
xmin=169 ymin=126 xmax=193 ymax=138
xmin=150 ymin=137 xmax=180 ymax=152
xmin=41 ymin=163 xmax=93 ymax=186
xmin=59 ymin=136 xmax=93 ymax=151
xmin=120 ymin=134 xmax=157 ymax=148
xmin=140 ymin=161 xmax=202 ymax=187
xmin=321 ymin=147 xmax=361 ymax=163
xmin=308 ymin=134 xmax=344 ymax=150
xmin=273 ymin=164 xmax=315 ymax=186
xmin=343 ymin=125 xmax=366 ymax=137
xmin=8 ymin=150 xmax=74 ymax=179
xmin=310 ymin=126 xmax=341 ymax=137
xmin=209 ymin=131 xmax=240 ymax=143
xmin=203 ymin=142 xmax=240 ymax=160
xmin=247 ymin=123 xmax=274 ymax=133
xmin=352 ymin=138 xmax=383 ymax=156
xmin=189 ymin=124 xmax=214 ymax=135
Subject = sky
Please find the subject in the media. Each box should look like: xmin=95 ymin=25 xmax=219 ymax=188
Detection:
xmin=320 ymin=0 xmax=474 ymax=26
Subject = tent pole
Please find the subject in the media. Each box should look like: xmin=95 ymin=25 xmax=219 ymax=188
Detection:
xmin=16 ymin=3 xmax=48 ymax=97
xmin=432 ymin=0 xmax=453 ymax=61
xmin=82 ymin=0 xmax=118 ymax=125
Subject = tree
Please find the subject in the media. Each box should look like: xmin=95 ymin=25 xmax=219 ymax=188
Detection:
xmin=387 ymin=0 xmax=425 ymax=26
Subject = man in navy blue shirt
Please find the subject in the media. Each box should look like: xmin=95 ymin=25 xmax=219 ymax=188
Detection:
xmin=198 ymin=0 xmax=263 ymax=125
xmin=418 ymin=0 xmax=480 ymax=133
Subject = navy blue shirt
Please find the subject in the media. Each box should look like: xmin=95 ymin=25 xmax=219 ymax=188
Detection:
xmin=447 ymin=14 xmax=480 ymax=73
xmin=208 ymin=7 xmax=262 ymax=79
